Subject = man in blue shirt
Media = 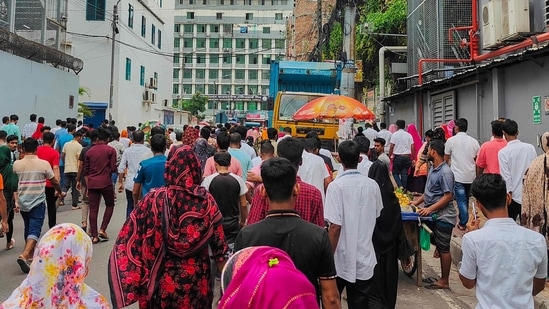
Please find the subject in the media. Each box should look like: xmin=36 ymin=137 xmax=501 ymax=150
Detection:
xmin=228 ymin=133 xmax=252 ymax=181
xmin=132 ymin=134 xmax=166 ymax=206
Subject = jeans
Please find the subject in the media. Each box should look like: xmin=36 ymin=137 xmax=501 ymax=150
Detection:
xmin=392 ymin=155 xmax=412 ymax=188
xmin=111 ymin=172 xmax=118 ymax=185
xmin=454 ymin=182 xmax=471 ymax=227
xmin=45 ymin=187 xmax=57 ymax=228
xmin=336 ymin=277 xmax=373 ymax=309
xmin=64 ymin=172 xmax=79 ymax=206
xmin=20 ymin=202 xmax=46 ymax=242
xmin=125 ymin=189 xmax=134 ymax=218
xmin=88 ymin=185 xmax=115 ymax=238
xmin=59 ymin=165 xmax=65 ymax=190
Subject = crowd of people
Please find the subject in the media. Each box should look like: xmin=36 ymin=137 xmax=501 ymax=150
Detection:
xmin=0 ymin=112 xmax=548 ymax=309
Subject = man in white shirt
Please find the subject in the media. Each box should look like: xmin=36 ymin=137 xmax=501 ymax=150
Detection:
xmin=299 ymin=147 xmax=331 ymax=203
xmin=325 ymin=140 xmax=383 ymax=308
xmin=497 ymin=119 xmax=537 ymax=221
xmin=460 ymin=174 xmax=547 ymax=308
xmin=388 ymin=120 xmax=414 ymax=188
xmin=444 ymin=118 xmax=480 ymax=229
xmin=22 ymin=114 xmax=37 ymax=139
xmin=363 ymin=123 xmax=377 ymax=150
xmin=117 ymin=131 xmax=150 ymax=218
xmin=336 ymin=136 xmax=372 ymax=177
xmin=377 ymin=122 xmax=392 ymax=154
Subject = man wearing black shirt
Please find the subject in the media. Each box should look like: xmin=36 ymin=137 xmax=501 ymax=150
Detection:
xmin=235 ymin=157 xmax=340 ymax=309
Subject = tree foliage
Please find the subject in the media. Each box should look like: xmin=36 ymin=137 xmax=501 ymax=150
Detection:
xmin=181 ymin=92 xmax=208 ymax=117
xmin=78 ymin=87 xmax=94 ymax=118
xmin=324 ymin=22 xmax=343 ymax=60
xmin=355 ymin=0 xmax=407 ymax=89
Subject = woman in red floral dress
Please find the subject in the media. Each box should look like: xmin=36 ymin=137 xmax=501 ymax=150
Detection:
xmin=108 ymin=145 xmax=228 ymax=308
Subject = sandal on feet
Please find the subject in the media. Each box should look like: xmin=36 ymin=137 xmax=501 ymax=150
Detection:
xmin=6 ymin=238 xmax=15 ymax=250
xmin=17 ymin=256 xmax=31 ymax=273
xmin=422 ymin=276 xmax=439 ymax=284
xmin=72 ymin=205 xmax=82 ymax=210
xmin=98 ymin=231 xmax=109 ymax=240
xmin=424 ymin=282 xmax=450 ymax=290
xmin=92 ymin=237 xmax=101 ymax=244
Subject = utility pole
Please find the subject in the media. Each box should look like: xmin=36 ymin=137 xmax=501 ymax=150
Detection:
xmin=340 ymin=0 xmax=357 ymax=98
xmin=108 ymin=0 xmax=121 ymax=121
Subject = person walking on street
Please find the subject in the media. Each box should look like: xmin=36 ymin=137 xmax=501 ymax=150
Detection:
xmin=377 ymin=122 xmax=392 ymax=154
xmin=13 ymin=138 xmax=63 ymax=273
xmin=3 ymin=115 xmax=21 ymax=145
xmin=22 ymin=114 xmax=37 ymax=140
xmin=475 ymin=120 xmax=507 ymax=176
xmin=36 ymin=132 xmax=60 ymax=228
xmin=62 ymin=131 xmax=83 ymax=210
xmin=388 ymin=120 xmax=414 ymax=188
xmin=460 ymin=174 xmax=547 ymax=308
xmin=325 ymin=140 xmax=383 ymax=308
xmin=83 ymin=128 xmax=117 ymax=244
xmin=132 ymin=134 xmax=166 ymax=205
xmin=498 ymin=119 xmax=537 ymax=221
xmin=0 ymin=145 xmax=17 ymax=249
xmin=410 ymin=140 xmax=456 ymax=290
xmin=444 ymin=118 xmax=480 ymax=230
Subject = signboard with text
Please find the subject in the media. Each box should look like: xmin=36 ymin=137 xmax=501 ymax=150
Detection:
xmin=533 ymin=95 xmax=542 ymax=125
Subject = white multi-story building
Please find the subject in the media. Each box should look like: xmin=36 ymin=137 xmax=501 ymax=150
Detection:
xmin=173 ymin=0 xmax=292 ymax=121
xmin=67 ymin=0 xmax=177 ymax=128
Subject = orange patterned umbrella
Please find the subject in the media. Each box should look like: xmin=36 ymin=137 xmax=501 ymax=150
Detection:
xmin=292 ymin=95 xmax=375 ymax=120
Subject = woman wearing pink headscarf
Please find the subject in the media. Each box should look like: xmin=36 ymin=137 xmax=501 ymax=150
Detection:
xmin=219 ymin=246 xmax=319 ymax=309
xmin=406 ymin=124 xmax=426 ymax=194
xmin=388 ymin=124 xmax=398 ymax=133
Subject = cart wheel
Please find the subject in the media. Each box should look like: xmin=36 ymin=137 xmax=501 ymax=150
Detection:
xmin=400 ymin=251 xmax=417 ymax=277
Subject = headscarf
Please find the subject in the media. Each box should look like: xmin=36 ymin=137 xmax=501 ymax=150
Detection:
xmin=194 ymin=137 xmax=213 ymax=173
xmin=368 ymin=161 xmax=405 ymax=254
xmin=522 ymin=132 xmax=549 ymax=247
xmin=407 ymin=123 xmax=423 ymax=159
xmin=388 ymin=124 xmax=398 ymax=133
xmin=218 ymin=246 xmax=319 ymax=309
xmin=109 ymin=145 xmax=226 ymax=308
xmin=0 ymin=146 xmax=18 ymax=198
xmin=183 ymin=127 xmax=198 ymax=146
xmin=0 ymin=223 xmax=110 ymax=309
xmin=446 ymin=120 xmax=456 ymax=138
xmin=31 ymin=123 xmax=44 ymax=140
xmin=120 ymin=129 xmax=128 ymax=138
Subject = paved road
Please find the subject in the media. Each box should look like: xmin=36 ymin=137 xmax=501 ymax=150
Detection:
xmin=0 ymin=192 xmax=481 ymax=308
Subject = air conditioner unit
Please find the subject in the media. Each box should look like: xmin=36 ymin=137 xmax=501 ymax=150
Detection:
xmin=500 ymin=0 xmax=530 ymax=41
xmin=143 ymin=90 xmax=152 ymax=102
xmin=482 ymin=0 xmax=502 ymax=49
xmin=149 ymin=77 xmax=158 ymax=89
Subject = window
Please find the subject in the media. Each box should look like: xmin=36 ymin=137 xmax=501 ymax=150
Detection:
xmin=173 ymin=68 xmax=180 ymax=78
xmin=195 ymin=69 xmax=206 ymax=79
xmin=173 ymin=53 xmax=180 ymax=64
xmin=203 ymin=0 xmax=207 ymax=4
xmin=236 ymin=38 xmax=245 ymax=49
xmin=221 ymin=85 xmax=231 ymax=94
xmin=208 ymin=84 xmax=217 ymax=94
xmin=235 ymin=69 xmax=245 ymax=79
xmin=151 ymin=24 xmax=156 ymax=44
xmin=189 ymin=0 xmax=194 ymax=4
xmin=187 ymin=12 xmax=195 ymax=19
xmin=262 ymin=39 xmax=271 ymax=49
xmin=249 ymin=54 xmax=258 ymax=64
xmin=197 ymin=24 xmax=206 ymax=32
xmin=248 ymin=85 xmax=258 ymax=94
xmin=261 ymin=71 xmax=270 ymax=79
xmin=262 ymin=27 xmax=270 ymax=34
xmin=247 ymin=102 xmax=257 ymax=110
xmin=196 ymin=38 xmax=206 ymax=48
xmin=183 ymin=70 xmax=192 ymax=78
xmin=230 ymin=0 xmax=234 ymax=4
xmin=222 ymin=69 xmax=231 ymax=79
xmin=210 ymin=25 xmax=219 ymax=33
xmin=86 ymin=0 xmax=105 ymax=21
xmin=275 ymin=13 xmax=283 ymax=20
xmin=223 ymin=24 xmax=232 ymax=34
xmin=125 ymin=58 xmax=131 ymax=80
xmin=154 ymin=72 xmax=158 ymax=80
xmin=183 ymin=55 xmax=191 ymax=64
xmin=208 ymin=101 xmax=217 ymax=109
xmin=141 ymin=16 xmax=146 ymax=37
xmin=209 ymin=70 xmax=219 ymax=79
xmin=183 ymin=38 xmax=193 ymax=48
xmin=173 ymin=84 xmax=179 ymax=94
xmin=248 ymin=70 xmax=258 ymax=80
xmin=216 ymin=13 xmax=223 ymax=20
xmin=431 ymin=91 xmax=456 ymax=126
xmin=196 ymin=54 xmax=205 ymax=64
xmin=249 ymin=39 xmax=258 ymax=49
xmin=140 ymin=66 xmax=145 ymax=86
xmin=128 ymin=4 xmax=134 ymax=28
xmin=196 ymin=84 xmax=205 ymax=94
xmin=157 ymin=30 xmax=162 ymax=48
xmin=210 ymin=55 xmax=219 ymax=64
xmin=183 ymin=84 xmax=192 ymax=94
xmin=262 ymin=56 xmax=272 ymax=64
xmin=210 ymin=38 xmax=219 ymax=48
xmin=275 ymin=39 xmax=284 ymax=49
xmin=184 ymin=24 xmax=193 ymax=32
xmin=223 ymin=55 xmax=232 ymax=64
xmin=245 ymin=13 xmax=253 ymax=20
xmin=172 ymin=99 xmax=179 ymax=107
xmin=223 ymin=38 xmax=232 ymax=48
xmin=235 ymin=102 xmax=244 ymax=110
xmin=174 ymin=24 xmax=181 ymax=32
xmin=261 ymin=0 xmax=265 ymax=4
xmin=235 ymin=55 xmax=245 ymax=64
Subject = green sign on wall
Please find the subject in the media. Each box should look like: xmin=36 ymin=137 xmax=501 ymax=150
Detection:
xmin=533 ymin=96 xmax=542 ymax=125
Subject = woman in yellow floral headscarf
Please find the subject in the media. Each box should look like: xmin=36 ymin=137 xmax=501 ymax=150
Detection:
xmin=0 ymin=223 xmax=110 ymax=309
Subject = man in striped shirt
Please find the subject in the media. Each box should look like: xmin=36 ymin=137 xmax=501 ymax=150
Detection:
xmin=13 ymin=138 xmax=63 ymax=273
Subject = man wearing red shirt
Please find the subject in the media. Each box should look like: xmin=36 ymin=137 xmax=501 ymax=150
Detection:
xmin=247 ymin=137 xmax=324 ymax=227
xmin=83 ymin=128 xmax=117 ymax=244
xmin=476 ymin=120 xmax=507 ymax=175
xmin=36 ymin=132 xmax=60 ymax=228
